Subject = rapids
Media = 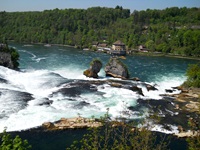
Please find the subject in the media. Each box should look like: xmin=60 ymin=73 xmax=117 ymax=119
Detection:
xmin=0 ymin=43 xmax=198 ymax=132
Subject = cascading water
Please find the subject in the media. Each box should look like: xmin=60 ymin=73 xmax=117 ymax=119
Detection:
xmin=0 ymin=43 xmax=198 ymax=132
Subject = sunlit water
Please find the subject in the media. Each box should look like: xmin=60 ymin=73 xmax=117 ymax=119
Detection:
xmin=0 ymin=43 xmax=198 ymax=132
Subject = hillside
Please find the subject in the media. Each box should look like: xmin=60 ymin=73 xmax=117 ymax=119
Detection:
xmin=0 ymin=6 xmax=200 ymax=56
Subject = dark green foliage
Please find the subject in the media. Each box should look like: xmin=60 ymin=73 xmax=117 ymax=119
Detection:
xmin=10 ymin=47 xmax=19 ymax=69
xmin=0 ymin=130 xmax=32 ymax=150
xmin=0 ymin=7 xmax=200 ymax=56
xmin=116 ymin=58 xmax=130 ymax=78
xmin=90 ymin=58 xmax=102 ymax=66
xmin=183 ymin=63 xmax=200 ymax=88
xmin=67 ymin=111 xmax=168 ymax=150
xmin=186 ymin=118 xmax=200 ymax=150
xmin=0 ymin=42 xmax=19 ymax=69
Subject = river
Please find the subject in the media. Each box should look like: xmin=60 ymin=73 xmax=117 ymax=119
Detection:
xmin=0 ymin=43 xmax=198 ymax=133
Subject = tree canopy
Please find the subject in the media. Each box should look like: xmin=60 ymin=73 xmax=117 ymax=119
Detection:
xmin=0 ymin=6 xmax=200 ymax=56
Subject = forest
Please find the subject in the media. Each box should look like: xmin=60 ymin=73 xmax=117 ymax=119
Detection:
xmin=0 ymin=6 xmax=200 ymax=56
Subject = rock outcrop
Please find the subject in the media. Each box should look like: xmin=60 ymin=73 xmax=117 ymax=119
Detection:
xmin=83 ymin=59 xmax=102 ymax=78
xmin=0 ymin=52 xmax=14 ymax=69
xmin=173 ymin=87 xmax=200 ymax=112
xmin=42 ymin=117 xmax=102 ymax=130
xmin=146 ymin=84 xmax=158 ymax=91
xmin=104 ymin=57 xmax=129 ymax=79
xmin=0 ymin=43 xmax=19 ymax=69
xmin=131 ymin=86 xmax=144 ymax=96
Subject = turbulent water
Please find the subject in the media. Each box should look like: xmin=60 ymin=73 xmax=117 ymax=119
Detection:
xmin=0 ymin=43 xmax=198 ymax=133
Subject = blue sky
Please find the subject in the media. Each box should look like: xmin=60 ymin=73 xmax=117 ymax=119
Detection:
xmin=1 ymin=0 xmax=200 ymax=12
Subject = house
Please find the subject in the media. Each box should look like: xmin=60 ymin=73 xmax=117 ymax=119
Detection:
xmin=110 ymin=40 xmax=126 ymax=56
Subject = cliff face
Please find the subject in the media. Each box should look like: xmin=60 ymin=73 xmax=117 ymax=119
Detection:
xmin=0 ymin=52 xmax=14 ymax=69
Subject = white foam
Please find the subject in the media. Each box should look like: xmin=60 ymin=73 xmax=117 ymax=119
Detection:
xmin=149 ymin=124 xmax=179 ymax=134
xmin=0 ymin=65 xmax=187 ymax=132
xmin=140 ymin=74 xmax=185 ymax=100
xmin=53 ymin=67 xmax=87 ymax=80
xmin=2 ymin=68 xmax=62 ymax=97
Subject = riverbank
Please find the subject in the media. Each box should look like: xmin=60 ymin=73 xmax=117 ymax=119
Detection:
xmin=9 ymin=41 xmax=200 ymax=61
xmin=131 ymin=51 xmax=200 ymax=61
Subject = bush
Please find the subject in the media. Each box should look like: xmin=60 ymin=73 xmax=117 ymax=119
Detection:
xmin=183 ymin=63 xmax=200 ymax=88
xmin=10 ymin=47 xmax=19 ymax=69
xmin=0 ymin=42 xmax=19 ymax=69
xmin=66 ymin=110 xmax=168 ymax=150
xmin=0 ymin=129 xmax=32 ymax=150
xmin=90 ymin=58 xmax=102 ymax=66
xmin=186 ymin=118 xmax=200 ymax=150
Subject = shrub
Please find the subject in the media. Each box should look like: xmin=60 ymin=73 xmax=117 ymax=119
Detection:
xmin=0 ymin=129 xmax=32 ymax=150
xmin=10 ymin=47 xmax=19 ymax=69
xmin=90 ymin=58 xmax=102 ymax=66
xmin=66 ymin=110 xmax=168 ymax=150
xmin=183 ymin=63 xmax=200 ymax=88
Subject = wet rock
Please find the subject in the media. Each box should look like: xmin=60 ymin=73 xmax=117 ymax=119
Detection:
xmin=104 ymin=57 xmax=129 ymax=79
xmin=0 ymin=78 xmax=8 ymax=84
xmin=146 ymin=84 xmax=158 ymax=91
xmin=74 ymin=101 xmax=90 ymax=109
xmin=131 ymin=86 xmax=144 ymax=96
xmin=165 ymin=89 xmax=174 ymax=93
xmin=0 ymin=52 xmax=14 ymax=69
xmin=130 ymin=77 xmax=140 ymax=81
xmin=83 ymin=59 xmax=102 ymax=78
xmin=37 ymin=98 xmax=53 ymax=106
xmin=52 ymin=86 xmax=82 ymax=97
xmin=108 ymin=82 xmax=122 ymax=88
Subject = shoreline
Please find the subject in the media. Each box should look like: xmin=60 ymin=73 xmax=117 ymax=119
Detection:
xmin=9 ymin=41 xmax=200 ymax=61
xmin=131 ymin=52 xmax=200 ymax=61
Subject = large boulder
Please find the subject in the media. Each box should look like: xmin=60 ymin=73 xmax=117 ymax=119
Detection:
xmin=83 ymin=59 xmax=102 ymax=78
xmin=104 ymin=57 xmax=129 ymax=79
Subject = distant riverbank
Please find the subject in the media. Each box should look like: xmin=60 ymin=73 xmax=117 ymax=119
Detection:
xmin=8 ymin=40 xmax=200 ymax=61
xmin=131 ymin=51 xmax=200 ymax=61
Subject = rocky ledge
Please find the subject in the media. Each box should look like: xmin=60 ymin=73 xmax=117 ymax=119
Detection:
xmin=42 ymin=117 xmax=102 ymax=131
xmin=171 ymin=87 xmax=200 ymax=137
xmin=173 ymin=87 xmax=200 ymax=112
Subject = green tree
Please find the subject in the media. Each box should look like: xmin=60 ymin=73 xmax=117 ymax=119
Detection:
xmin=145 ymin=40 xmax=155 ymax=51
xmin=67 ymin=110 xmax=168 ymax=150
xmin=0 ymin=6 xmax=200 ymax=55
xmin=183 ymin=63 xmax=200 ymax=88
xmin=0 ymin=129 xmax=32 ymax=150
